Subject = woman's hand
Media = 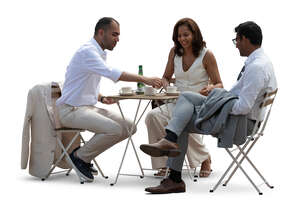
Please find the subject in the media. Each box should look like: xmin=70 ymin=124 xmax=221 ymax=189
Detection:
xmin=162 ymin=77 xmax=170 ymax=90
xmin=199 ymin=85 xmax=214 ymax=96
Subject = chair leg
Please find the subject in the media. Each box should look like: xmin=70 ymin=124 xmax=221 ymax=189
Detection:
xmin=210 ymin=142 xmax=250 ymax=193
xmin=44 ymin=134 xmax=80 ymax=180
xmin=66 ymin=168 xmax=72 ymax=176
xmin=56 ymin=137 xmax=86 ymax=184
xmin=223 ymin=140 xmax=252 ymax=186
xmin=236 ymin=146 xmax=274 ymax=189
xmin=184 ymin=158 xmax=196 ymax=182
xmin=225 ymin=149 xmax=263 ymax=195
xmin=193 ymin=167 xmax=198 ymax=178
xmin=224 ymin=140 xmax=273 ymax=189
xmin=92 ymin=158 xmax=108 ymax=179
xmin=210 ymin=155 xmax=236 ymax=193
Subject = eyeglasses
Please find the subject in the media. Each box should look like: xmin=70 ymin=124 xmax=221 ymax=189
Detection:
xmin=232 ymin=38 xmax=237 ymax=45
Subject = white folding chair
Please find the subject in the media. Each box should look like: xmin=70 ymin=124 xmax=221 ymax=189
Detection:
xmin=210 ymin=89 xmax=278 ymax=195
xmin=42 ymin=84 xmax=108 ymax=184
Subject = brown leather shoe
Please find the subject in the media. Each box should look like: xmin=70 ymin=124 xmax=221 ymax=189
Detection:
xmin=145 ymin=178 xmax=186 ymax=194
xmin=140 ymin=139 xmax=180 ymax=157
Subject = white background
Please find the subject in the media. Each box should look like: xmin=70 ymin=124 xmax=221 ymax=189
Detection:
xmin=1 ymin=0 xmax=299 ymax=207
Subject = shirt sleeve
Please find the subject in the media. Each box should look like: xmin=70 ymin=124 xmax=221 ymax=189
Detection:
xmin=231 ymin=64 xmax=266 ymax=115
xmin=82 ymin=48 xmax=122 ymax=82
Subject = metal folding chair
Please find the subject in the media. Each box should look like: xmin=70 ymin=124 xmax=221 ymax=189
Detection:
xmin=210 ymin=88 xmax=278 ymax=195
xmin=42 ymin=84 xmax=108 ymax=184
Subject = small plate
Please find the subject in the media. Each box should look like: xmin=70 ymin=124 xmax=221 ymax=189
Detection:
xmin=166 ymin=91 xmax=180 ymax=96
xmin=144 ymin=93 xmax=156 ymax=96
xmin=154 ymin=93 xmax=165 ymax=97
xmin=119 ymin=91 xmax=135 ymax=96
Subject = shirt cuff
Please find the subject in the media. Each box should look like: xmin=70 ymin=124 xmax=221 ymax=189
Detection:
xmin=110 ymin=68 xmax=122 ymax=82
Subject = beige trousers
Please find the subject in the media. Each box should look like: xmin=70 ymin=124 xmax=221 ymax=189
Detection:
xmin=145 ymin=102 xmax=209 ymax=169
xmin=57 ymin=104 xmax=136 ymax=163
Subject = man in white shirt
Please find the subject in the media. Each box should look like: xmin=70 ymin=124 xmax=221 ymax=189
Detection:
xmin=56 ymin=17 xmax=162 ymax=182
xmin=139 ymin=21 xmax=277 ymax=194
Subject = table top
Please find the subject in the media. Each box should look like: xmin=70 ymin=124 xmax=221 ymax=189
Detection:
xmin=105 ymin=92 xmax=179 ymax=100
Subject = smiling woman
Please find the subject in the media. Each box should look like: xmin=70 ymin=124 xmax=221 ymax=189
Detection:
xmin=144 ymin=17 xmax=223 ymax=180
xmin=173 ymin=18 xmax=205 ymax=58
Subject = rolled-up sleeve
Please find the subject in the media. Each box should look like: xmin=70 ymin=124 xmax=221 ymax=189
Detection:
xmin=231 ymin=64 xmax=265 ymax=115
xmin=83 ymin=48 xmax=122 ymax=82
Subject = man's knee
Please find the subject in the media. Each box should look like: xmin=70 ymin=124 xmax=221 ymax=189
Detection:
xmin=181 ymin=91 xmax=206 ymax=105
xmin=181 ymin=91 xmax=201 ymax=99
xmin=97 ymin=122 xmax=123 ymax=138
xmin=120 ymin=120 xmax=136 ymax=139
xmin=129 ymin=123 xmax=137 ymax=135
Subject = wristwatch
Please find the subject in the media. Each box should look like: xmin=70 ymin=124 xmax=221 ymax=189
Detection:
xmin=100 ymin=96 xmax=104 ymax=103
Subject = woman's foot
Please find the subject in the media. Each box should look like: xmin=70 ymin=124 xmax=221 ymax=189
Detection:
xmin=154 ymin=167 xmax=169 ymax=177
xmin=199 ymin=157 xmax=212 ymax=178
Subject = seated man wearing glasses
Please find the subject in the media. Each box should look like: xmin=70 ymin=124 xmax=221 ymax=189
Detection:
xmin=140 ymin=21 xmax=277 ymax=194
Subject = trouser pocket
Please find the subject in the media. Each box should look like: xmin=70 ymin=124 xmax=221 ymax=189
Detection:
xmin=57 ymin=104 xmax=77 ymax=125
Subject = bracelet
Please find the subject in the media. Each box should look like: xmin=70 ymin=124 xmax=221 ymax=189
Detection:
xmin=100 ymin=96 xmax=104 ymax=103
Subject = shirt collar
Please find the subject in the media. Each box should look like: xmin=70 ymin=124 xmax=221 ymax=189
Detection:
xmin=91 ymin=37 xmax=107 ymax=59
xmin=244 ymin=47 xmax=263 ymax=66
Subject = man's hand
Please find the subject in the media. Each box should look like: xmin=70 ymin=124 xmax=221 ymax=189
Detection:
xmin=144 ymin=77 xmax=163 ymax=88
xmin=101 ymin=97 xmax=118 ymax=105
xmin=118 ymin=72 xmax=162 ymax=88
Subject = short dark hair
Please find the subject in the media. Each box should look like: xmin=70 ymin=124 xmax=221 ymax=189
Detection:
xmin=235 ymin=21 xmax=263 ymax=46
xmin=94 ymin=17 xmax=119 ymax=36
xmin=172 ymin=18 xmax=206 ymax=57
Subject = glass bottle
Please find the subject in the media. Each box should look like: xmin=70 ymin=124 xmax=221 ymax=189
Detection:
xmin=137 ymin=65 xmax=145 ymax=90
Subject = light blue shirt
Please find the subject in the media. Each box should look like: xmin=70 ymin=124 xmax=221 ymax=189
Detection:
xmin=56 ymin=38 xmax=122 ymax=106
xmin=230 ymin=48 xmax=277 ymax=121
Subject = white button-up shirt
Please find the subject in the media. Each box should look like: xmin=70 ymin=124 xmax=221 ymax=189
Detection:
xmin=56 ymin=38 xmax=122 ymax=106
xmin=230 ymin=48 xmax=277 ymax=121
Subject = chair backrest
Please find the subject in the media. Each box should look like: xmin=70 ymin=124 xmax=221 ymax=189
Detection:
xmin=51 ymin=83 xmax=62 ymax=129
xmin=50 ymin=82 xmax=81 ymax=168
xmin=250 ymin=88 xmax=278 ymax=137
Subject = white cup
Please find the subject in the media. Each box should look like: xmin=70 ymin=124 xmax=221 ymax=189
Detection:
xmin=144 ymin=86 xmax=156 ymax=96
xmin=167 ymin=86 xmax=177 ymax=93
xmin=120 ymin=87 xmax=132 ymax=94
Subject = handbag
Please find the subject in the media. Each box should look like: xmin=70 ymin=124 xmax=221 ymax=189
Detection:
xmin=151 ymin=88 xmax=165 ymax=109
xmin=151 ymin=99 xmax=165 ymax=109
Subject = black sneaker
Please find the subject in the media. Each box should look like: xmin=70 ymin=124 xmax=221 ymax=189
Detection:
xmin=71 ymin=147 xmax=98 ymax=176
xmin=88 ymin=163 xmax=98 ymax=176
xmin=69 ymin=148 xmax=94 ymax=182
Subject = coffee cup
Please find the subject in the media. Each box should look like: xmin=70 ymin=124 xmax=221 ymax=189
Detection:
xmin=144 ymin=86 xmax=156 ymax=96
xmin=120 ymin=87 xmax=132 ymax=94
xmin=167 ymin=86 xmax=177 ymax=93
